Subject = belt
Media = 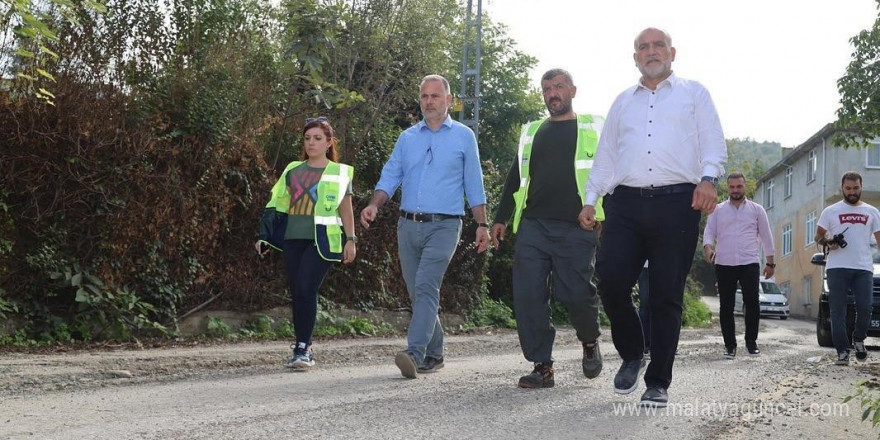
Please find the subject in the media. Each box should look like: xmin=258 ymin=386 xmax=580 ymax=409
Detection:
xmin=400 ymin=211 xmax=464 ymax=222
xmin=614 ymin=183 xmax=696 ymax=197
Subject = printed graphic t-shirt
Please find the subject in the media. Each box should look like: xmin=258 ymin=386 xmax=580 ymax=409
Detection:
xmin=817 ymin=200 xmax=880 ymax=271
xmin=284 ymin=163 xmax=352 ymax=240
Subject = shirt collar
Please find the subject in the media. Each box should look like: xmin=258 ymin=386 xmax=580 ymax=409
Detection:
xmin=417 ymin=114 xmax=454 ymax=131
xmin=633 ymin=72 xmax=678 ymax=94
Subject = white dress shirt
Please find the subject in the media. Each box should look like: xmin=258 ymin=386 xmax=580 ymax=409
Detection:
xmin=585 ymin=73 xmax=727 ymax=205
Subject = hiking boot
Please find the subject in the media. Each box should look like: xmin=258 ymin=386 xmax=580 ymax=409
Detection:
xmin=835 ymin=351 xmax=850 ymax=366
xmin=283 ymin=342 xmax=315 ymax=369
xmin=723 ymin=346 xmax=736 ymax=359
xmin=395 ymin=351 xmax=418 ymax=379
xmin=582 ymin=341 xmax=603 ymax=379
xmin=613 ymin=358 xmax=646 ymax=394
xmin=418 ymin=356 xmax=445 ymax=373
xmin=518 ymin=362 xmax=554 ymax=388
xmin=639 ymin=386 xmax=668 ymax=408
xmin=746 ymin=342 xmax=760 ymax=356
xmin=854 ymin=341 xmax=868 ymax=361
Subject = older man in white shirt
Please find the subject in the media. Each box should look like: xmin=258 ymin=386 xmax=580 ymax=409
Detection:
xmin=578 ymin=27 xmax=727 ymax=408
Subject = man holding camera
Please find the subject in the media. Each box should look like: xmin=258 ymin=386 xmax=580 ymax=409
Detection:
xmin=816 ymin=171 xmax=880 ymax=365
xmin=703 ymin=173 xmax=775 ymax=359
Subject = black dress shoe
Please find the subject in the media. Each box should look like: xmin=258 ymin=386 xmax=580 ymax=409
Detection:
xmin=746 ymin=342 xmax=760 ymax=355
xmin=613 ymin=358 xmax=646 ymax=394
xmin=640 ymin=386 xmax=668 ymax=407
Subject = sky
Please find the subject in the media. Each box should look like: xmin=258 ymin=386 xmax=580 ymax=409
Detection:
xmin=484 ymin=0 xmax=877 ymax=148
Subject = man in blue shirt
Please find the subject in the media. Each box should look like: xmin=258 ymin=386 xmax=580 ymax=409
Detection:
xmin=360 ymin=74 xmax=490 ymax=379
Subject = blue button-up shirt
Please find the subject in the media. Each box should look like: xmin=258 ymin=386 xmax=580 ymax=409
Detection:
xmin=375 ymin=115 xmax=486 ymax=215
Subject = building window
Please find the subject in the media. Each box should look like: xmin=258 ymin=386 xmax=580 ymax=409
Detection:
xmin=782 ymin=223 xmax=792 ymax=256
xmin=802 ymin=275 xmax=813 ymax=305
xmin=784 ymin=167 xmax=793 ymax=198
xmin=765 ymin=180 xmax=774 ymax=209
xmin=808 ymin=150 xmax=817 ymax=183
xmin=805 ymin=211 xmax=817 ymax=247
xmin=868 ymin=140 xmax=880 ymax=168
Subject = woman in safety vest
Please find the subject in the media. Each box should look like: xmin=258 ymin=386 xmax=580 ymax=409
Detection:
xmin=256 ymin=116 xmax=357 ymax=369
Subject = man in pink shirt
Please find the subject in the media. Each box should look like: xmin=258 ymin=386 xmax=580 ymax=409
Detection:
xmin=702 ymin=173 xmax=775 ymax=358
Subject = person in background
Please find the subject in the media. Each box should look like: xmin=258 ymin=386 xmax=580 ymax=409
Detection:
xmin=703 ymin=172 xmax=775 ymax=359
xmin=815 ymin=171 xmax=880 ymax=365
xmin=360 ymin=74 xmax=490 ymax=379
xmin=257 ymin=116 xmax=357 ymax=370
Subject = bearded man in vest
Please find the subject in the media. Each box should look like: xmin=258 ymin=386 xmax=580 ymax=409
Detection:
xmin=490 ymin=68 xmax=605 ymax=388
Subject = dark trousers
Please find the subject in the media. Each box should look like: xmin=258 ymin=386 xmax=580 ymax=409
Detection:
xmin=637 ymin=267 xmax=650 ymax=349
xmin=596 ymin=188 xmax=700 ymax=389
xmin=283 ymin=239 xmax=332 ymax=346
xmin=827 ymin=268 xmax=873 ymax=354
xmin=715 ymin=263 xmax=760 ymax=349
xmin=512 ymin=218 xmax=601 ymax=364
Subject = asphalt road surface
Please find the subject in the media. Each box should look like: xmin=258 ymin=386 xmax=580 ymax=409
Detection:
xmin=2 ymin=297 xmax=878 ymax=439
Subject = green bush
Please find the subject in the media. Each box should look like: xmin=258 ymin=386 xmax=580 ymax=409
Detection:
xmin=466 ymin=295 xmax=516 ymax=329
xmin=682 ymin=278 xmax=712 ymax=328
xmin=206 ymin=316 xmax=234 ymax=339
xmin=843 ymin=379 xmax=880 ymax=434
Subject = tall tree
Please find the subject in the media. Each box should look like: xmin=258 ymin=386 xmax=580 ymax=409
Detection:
xmin=834 ymin=0 xmax=880 ymax=149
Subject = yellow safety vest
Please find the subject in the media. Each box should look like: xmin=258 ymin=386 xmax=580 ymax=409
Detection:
xmin=511 ymin=114 xmax=605 ymax=233
xmin=259 ymin=161 xmax=353 ymax=261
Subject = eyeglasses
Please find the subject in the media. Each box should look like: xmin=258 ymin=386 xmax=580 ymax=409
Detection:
xmin=305 ymin=116 xmax=329 ymax=124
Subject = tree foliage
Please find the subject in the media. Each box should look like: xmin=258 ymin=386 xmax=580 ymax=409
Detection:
xmin=0 ymin=0 xmax=541 ymax=342
xmin=834 ymin=0 xmax=880 ymax=149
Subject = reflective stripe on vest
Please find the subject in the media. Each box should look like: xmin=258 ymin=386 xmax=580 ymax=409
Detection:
xmin=511 ymin=114 xmax=605 ymax=233
xmin=313 ymin=161 xmax=353 ymax=261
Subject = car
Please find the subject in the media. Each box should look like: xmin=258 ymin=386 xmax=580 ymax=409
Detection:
xmin=811 ymin=251 xmax=880 ymax=347
xmin=734 ymin=277 xmax=790 ymax=319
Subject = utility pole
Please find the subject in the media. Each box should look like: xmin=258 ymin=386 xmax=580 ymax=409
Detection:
xmin=458 ymin=0 xmax=482 ymax=138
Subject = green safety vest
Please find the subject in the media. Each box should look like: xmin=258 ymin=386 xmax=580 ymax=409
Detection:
xmin=259 ymin=160 xmax=354 ymax=261
xmin=511 ymin=114 xmax=605 ymax=233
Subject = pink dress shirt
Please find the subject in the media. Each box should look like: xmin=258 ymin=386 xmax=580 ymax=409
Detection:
xmin=703 ymin=198 xmax=775 ymax=266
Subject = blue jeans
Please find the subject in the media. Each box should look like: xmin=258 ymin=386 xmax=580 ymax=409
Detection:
xmin=397 ymin=217 xmax=462 ymax=363
xmin=826 ymin=268 xmax=873 ymax=354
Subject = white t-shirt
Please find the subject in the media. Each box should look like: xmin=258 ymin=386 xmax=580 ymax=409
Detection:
xmin=817 ymin=200 xmax=880 ymax=271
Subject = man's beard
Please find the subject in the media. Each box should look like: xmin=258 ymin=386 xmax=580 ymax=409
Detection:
xmin=547 ymin=99 xmax=572 ymax=116
xmin=845 ymin=193 xmax=861 ymax=204
xmin=729 ymin=192 xmax=744 ymax=201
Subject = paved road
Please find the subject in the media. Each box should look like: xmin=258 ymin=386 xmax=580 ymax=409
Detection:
xmin=2 ymin=297 xmax=878 ymax=439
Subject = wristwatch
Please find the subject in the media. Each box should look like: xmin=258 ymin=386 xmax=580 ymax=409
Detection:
xmin=477 ymin=222 xmax=489 ymax=228
xmin=346 ymin=236 xmax=358 ymax=243
xmin=765 ymin=263 xmax=776 ymax=268
xmin=701 ymin=175 xmax=719 ymax=186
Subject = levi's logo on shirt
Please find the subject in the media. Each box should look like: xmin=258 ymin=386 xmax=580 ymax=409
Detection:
xmin=838 ymin=213 xmax=869 ymax=225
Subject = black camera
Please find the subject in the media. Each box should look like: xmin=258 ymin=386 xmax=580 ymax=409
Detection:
xmin=828 ymin=231 xmax=848 ymax=248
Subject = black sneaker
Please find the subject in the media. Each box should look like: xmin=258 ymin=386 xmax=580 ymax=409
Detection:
xmin=283 ymin=342 xmax=315 ymax=369
xmin=639 ymin=386 xmax=668 ymax=408
xmin=582 ymin=341 xmax=603 ymax=379
xmin=418 ymin=356 xmax=445 ymax=373
xmin=394 ymin=351 xmax=418 ymax=379
xmin=613 ymin=358 xmax=647 ymax=394
xmin=518 ymin=362 xmax=554 ymax=388
xmin=746 ymin=342 xmax=760 ymax=356
xmin=835 ymin=351 xmax=850 ymax=366
xmin=723 ymin=346 xmax=736 ymax=359
xmin=854 ymin=341 xmax=867 ymax=361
